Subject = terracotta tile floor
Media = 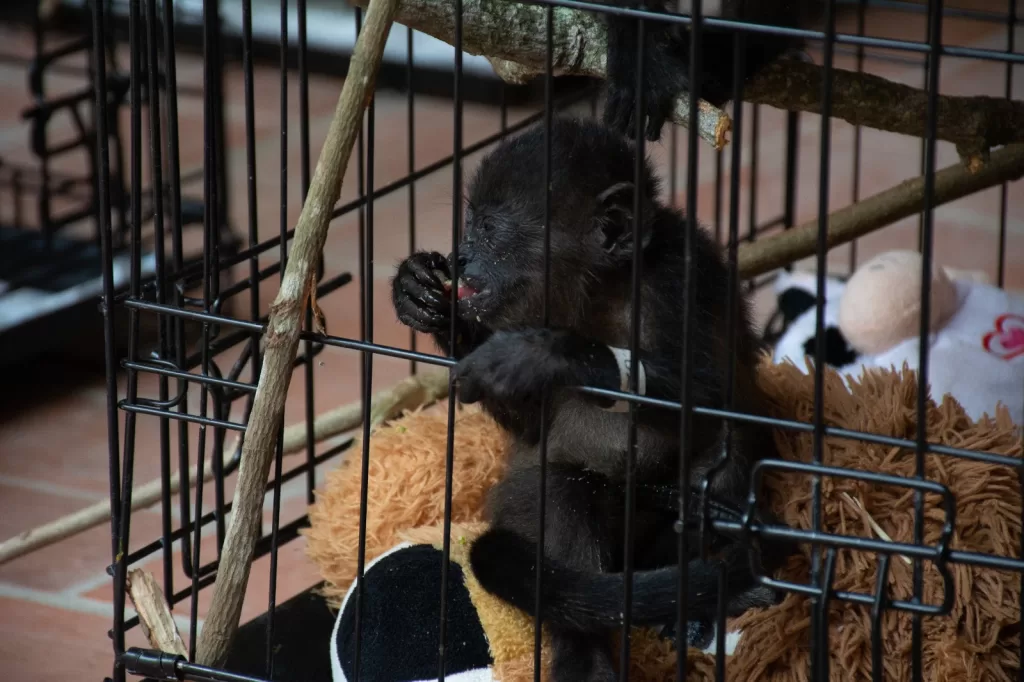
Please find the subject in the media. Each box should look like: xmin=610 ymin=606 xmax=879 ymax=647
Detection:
xmin=0 ymin=4 xmax=1022 ymax=680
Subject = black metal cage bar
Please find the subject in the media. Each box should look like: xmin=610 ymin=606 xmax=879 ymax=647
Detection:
xmin=78 ymin=0 xmax=1024 ymax=681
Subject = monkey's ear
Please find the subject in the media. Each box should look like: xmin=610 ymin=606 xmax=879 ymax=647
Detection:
xmin=597 ymin=182 xmax=635 ymax=209
xmin=594 ymin=182 xmax=651 ymax=259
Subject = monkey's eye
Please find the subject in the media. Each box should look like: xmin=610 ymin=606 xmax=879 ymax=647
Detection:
xmin=477 ymin=218 xmax=493 ymax=233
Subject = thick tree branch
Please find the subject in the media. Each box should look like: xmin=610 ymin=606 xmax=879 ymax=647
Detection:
xmin=351 ymin=0 xmax=1024 ymax=161
xmin=347 ymin=0 xmax=731 ymax=147
xmin=737 ymin=143 xmax=1024 ymax=278
xmin=743 ymin=60 xmax=1024 ymax=170
xmin=192 ymin=0 xmax=401 ymax=668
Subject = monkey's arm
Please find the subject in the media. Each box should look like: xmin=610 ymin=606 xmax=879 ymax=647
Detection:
xmin=392 ymin=251 xmax=492 ymax=359
xmin=453 ymin=327 xmax=701 ymax=408
xmin=433 ymin=321 xmax=492 ymax=360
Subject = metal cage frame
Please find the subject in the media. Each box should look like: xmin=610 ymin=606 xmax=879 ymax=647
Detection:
xmin=87 ymin=0 xmax=1023 ymax=681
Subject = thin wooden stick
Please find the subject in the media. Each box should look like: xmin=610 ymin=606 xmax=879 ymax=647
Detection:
xmin=0 ymin=368 xmax=449 ymax=567
xmin=193 ymin=0 xmax=401 ymax=666
xmin=0 ymin=470 xmax=207 ymax=566
xmin=126 ymin=567 xmax=189 ymax=658
xmin=737 ymin=143 xmax=1024 ymax=279
xmin=273 ymin=368 xmax=449 ymax=455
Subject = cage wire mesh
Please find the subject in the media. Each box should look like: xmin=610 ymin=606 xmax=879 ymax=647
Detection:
xmin=81 ymin=0 xmax=1024 ymax=680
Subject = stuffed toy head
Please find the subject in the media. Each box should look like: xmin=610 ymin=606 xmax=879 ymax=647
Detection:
xmin=837 ymin=250 xmax=960 ymax=355
xmin=768 ymin=251 xmax=1023 ymax=424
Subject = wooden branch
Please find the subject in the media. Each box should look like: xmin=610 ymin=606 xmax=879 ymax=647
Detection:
xmin=194 ymin=0 xmax=401 ymax=667
xmin=743 ymin=60 xmax=1024 ymax=169
xmin=126 ymin=568 xmax=189 ymax=658
xmin=0 ymin=368 xmax=449 ymax=567
xmin=350 ymin=0 xmax=1024 ymax=160
xmin=275 ymin=367 xmax=450 ymax=453
xmin=0 ymin=458 xmax=215 ymax=566
xmin=737 ymin=143 xmax=1024 ymax=278
xmin=347 ymin=0 xmax=731 ymax=149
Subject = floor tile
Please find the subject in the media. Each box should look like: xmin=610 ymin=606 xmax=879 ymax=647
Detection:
xmin=0 ymin=595 xmax=151 ymax=682
xmin=0 ymin=484 xmax=165 ymax=592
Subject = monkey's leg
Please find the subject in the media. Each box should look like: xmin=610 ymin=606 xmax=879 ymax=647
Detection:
xmin=602 ymin=1 xmax=689 ymax=141
xmin=484 ymin=464 xmax=625 ymax=682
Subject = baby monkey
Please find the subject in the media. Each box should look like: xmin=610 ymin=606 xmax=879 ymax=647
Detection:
xmin=391 ymin=117 xmax=788 ymax=681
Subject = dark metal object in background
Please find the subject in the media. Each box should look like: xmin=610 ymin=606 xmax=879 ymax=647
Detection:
xmin=71 ymin=0 xmax=1024 ymax=681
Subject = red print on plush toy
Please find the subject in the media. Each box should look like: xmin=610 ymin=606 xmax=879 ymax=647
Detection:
xmin=984 ymin=314 xmax=1024 ymax=361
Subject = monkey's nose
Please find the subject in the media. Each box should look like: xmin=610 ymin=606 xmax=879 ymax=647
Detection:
xmin=451 ymin=253 xmax=469 ymax=271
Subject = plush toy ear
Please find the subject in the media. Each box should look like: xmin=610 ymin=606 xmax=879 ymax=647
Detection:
xmin=594 ymin=182 xmax=651 ymax=259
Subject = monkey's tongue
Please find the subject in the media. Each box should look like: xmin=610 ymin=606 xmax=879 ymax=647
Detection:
xmin=456 ymin=279 xmax=478 ymax=300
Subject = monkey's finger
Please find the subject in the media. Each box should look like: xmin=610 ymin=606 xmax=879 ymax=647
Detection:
xmin=408 ymin=252 xmax=450 ymax=286
xmin=395 ymin=298 xmax=448 ymax=333
xmin=423 ymin=251 xmax=451 ymax=275
xmin=616 ymin=99 xmax=640 ymax=141
xmin=645 ymin=101 xmax=666 ymax=142
xmin=398 ymin=274 xmax=448 ymax=310
xmin=602 ymin=90 xmax=633 ymax=138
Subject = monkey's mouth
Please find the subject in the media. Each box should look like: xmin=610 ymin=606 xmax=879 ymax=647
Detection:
xmin=454 ymin=277 xmax=492 ymax=317
xmin=456 ymin=278 xmax=479 ymax=301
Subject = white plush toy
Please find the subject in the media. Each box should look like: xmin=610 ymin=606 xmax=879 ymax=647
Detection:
xmin=770 ymin=250 xmax=1024 ymax=425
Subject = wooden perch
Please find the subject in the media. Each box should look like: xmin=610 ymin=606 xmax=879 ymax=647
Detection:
xmin=0 ymin=368 xmax=449 ymax=567
xmin=126 ymin=568 xmax=189 ymax=658
xmin=347 ymin=0 xmax=731 ymax=148
xmin=737 ymin=142 xmax=1024 ymax=278
xmin=194 ymin=0 xmax=401 ymax=667
xmin=743 ymin=60 xmax=1024 ymax=169
xmin=350 ymin=0 xmax=1024 ymax=161
xmin=268 ymin=368 xmax=448 ymax=455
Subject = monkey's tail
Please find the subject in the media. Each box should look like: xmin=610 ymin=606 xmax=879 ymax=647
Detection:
xmin=468 ymin=527 xmax=684 ymax=634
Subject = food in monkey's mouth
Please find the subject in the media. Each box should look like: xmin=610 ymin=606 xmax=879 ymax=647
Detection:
xmin=456 ymin=279 xmax=479 ymax=301
xmin=435 ymin=268 xmax=480 ymax=301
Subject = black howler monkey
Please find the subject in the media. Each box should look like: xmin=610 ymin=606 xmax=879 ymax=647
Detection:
xmin=391 ymin=117 xmax=789 ymax=682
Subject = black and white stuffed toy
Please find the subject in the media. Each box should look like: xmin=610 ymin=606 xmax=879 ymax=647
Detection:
xmin=330 ymin=542 xmax=494 ymax=682
xmin=762 ymin=270 xmax=860 ymax=374
xmin=329 ymin=540 xmax=740 ymax=681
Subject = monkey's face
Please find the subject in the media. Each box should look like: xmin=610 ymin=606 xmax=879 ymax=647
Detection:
xmin=455 ymin=117 xmax=659 ymax=329
xmin=450 ymin=204 xmax=586 ymax=330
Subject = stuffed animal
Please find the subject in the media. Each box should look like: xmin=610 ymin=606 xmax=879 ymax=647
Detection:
xmin=328 ymin=527 xmax=732 ymax=682
xmin=307 ymin=362 xmax=1023 ymax=682
xmin=770 ymin=250 xmax=1024 ymax=425
xmin=765 ymin=269 xmax=860 ymax=373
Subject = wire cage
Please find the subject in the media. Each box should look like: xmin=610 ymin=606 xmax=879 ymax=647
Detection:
xmin=85 ymin=0 xmax=1023 ymax=680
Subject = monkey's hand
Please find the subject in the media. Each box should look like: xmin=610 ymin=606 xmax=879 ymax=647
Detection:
xmin=604 ymin=9 xmax=689 ymax=142
xmin=391 ymin=251 xmax=453 ymax=334
xmin=454 ymin=329 xmax=579 ymax=406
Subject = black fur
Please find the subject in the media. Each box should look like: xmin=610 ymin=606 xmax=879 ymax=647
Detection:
xmin=391 ymin=117 xmax=790 ymax=681
xmin=601 ymin=1 xmax=806 ymax=141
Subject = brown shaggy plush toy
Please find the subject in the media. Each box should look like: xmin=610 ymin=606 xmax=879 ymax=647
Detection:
xmin=304 ymin=360 xmax=1022 ymax=681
